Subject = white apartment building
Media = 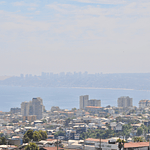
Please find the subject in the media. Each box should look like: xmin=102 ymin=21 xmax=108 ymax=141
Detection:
xmin=21 ymin=97 xmax=45 ymax=119
xmin=79 ymin=95 xmax=101 ymax=109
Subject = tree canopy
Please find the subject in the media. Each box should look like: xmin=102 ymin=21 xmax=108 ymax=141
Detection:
xmin=136 ymin=127 xmax=143 ymax=136
xmin=0 ymin=137 xmax=6 ymax=145
xmin=116 ymin=139 xmax=125 ymax=150
xmin=23 ymin=130 xmax=47 ymax=143
xmin=133 ymin=136 xmax=145 ymax=142
xmin=25 ymin=142 xmax=39 ymax=150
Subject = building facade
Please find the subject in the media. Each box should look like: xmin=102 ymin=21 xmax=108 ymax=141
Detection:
xmin=10 ymin=107 xmax=21 ymax=114
xmin=80 ymin=95 xmax=101 ymax=109
xmin=88 ymin=99 xmax=101 ymax=107
xmin=139 ymin=100 xmax=150 ymax=108
xmin=117 ymin=96 xmax=133 ymax=108
xmin=80 ymin=95 xmax=89 ymax=109
xmin=21 ymin=102 xmax=30 ymax=116
xmin=21 ymin=97 xmax=45 ymax=119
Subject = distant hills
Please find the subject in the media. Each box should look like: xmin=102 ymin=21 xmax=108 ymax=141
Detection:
xmin=0 ymin=76 xmax=12 ymax=80
xmin=0 ymin=73 xmax=150 ymax=90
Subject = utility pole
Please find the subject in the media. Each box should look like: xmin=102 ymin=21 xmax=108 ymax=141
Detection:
xmin=83 ymin=138 xmax=85 ymax=150
xmin=149 ymin=138 xmax=150 ymax=150
xmin=99 ymin=136 xmax=102 ymax=150
xmin=57 ymin=138 xmax=58 ymax=150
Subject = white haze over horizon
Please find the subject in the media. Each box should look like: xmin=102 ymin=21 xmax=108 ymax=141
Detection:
xmin=0 ymin=0 xmax=150 ymax=76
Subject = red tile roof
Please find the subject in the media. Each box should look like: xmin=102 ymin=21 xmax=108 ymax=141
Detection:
xmin=124 ymin=142 xmax=149 ymax=148
xmin=86 ymin=106 xmax=102 ymax=109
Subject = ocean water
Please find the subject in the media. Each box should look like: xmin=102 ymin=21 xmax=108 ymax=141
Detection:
xmin=0 ymin=86 xmax=150 ymax=112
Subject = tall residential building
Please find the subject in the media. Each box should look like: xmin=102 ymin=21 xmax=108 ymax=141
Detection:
xmin=10 ymin=107 xmax=21 ymax=114
xmin=21 ymin=102 xmax=30 ymax=116
xmin=32 ymin=97 xmax=44 ymax=119
xmin=80 ymin=95 xmax=89 ymax=109
xmin=88 ymin=99 xmax=101 ymax=107
xmin=21 ymin=97 xmax=45 ymax=119
xmin=79 ymin=95 xmax=101 ymax=109
xmin=117 ymin=96 xmax=133 ymax=108
xmin=139 ymin=100 xmax=150 ymax=108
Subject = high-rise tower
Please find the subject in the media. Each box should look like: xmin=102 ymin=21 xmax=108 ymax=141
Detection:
xmin=80 ymin=95 xmax=89 ymax=109
xmin=21 ymin=97 xmax=45 ymax=119
xmin=117 ymin=96 xmax=133 ymax=108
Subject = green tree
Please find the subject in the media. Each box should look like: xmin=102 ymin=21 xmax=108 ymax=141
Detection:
xmin=26 ymin=130 xmax=34 ymax=139
xmin=141 ymin=124 xmax=148 ymax=136
xmin=33 ymin=131 xmax=42 ymax=142
xmin=133 ymin=136 xmax=144 ymax=142
xmin=116 ymin=139 xmax=125 ymax=150
xmin=122 ymin=124 xmax=132 ymax=140
xmin=25 ymin=142 xmax=39 ymax=150
xmin=23 ymin=134 xmax=30 ymax=143
xmin=137 ymin=127 xmax=143 ymax=136
xmin=0 ymin=137 xmax=6 ymax=145
xmin=39 ymin=130 xmax=47 ymax=140
xmin=23 ymin=130 xmax=34 ymax=143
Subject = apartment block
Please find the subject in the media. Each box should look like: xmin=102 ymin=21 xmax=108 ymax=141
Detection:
xmin=23 ymin=115 xmax=37 ymax=122
xmin=79 ymin=95 xmax=89 ymax=109
xmin=79 ymin=95 xmax=101 ymax=109
xmin=88 ymin=99 xmax=101 ymax=107
xmin=21 ymin=97 xmax=45 ymax=119
xmin=139 ymin=100 xmax=150 ymax=108
xmin=117 ymin=96 xmax=133 ymax=108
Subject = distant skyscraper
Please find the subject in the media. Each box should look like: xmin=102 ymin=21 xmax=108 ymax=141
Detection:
xmin=32 ymin=97 xmax=44 ymax=119
xmin=21 ymin=97 xmax=45 ymax=119
xmin=80 ymin=95 xmax=89 ymax=109
xmin=79 ymin=95 xmax=101 ymax=109
xmin=21 ymin=101 xmax=30 ymax=116
xmin=117 ymin=96 xmax=133 ymax=108
xmin=88 ymin=99 xmax=101 ymax=107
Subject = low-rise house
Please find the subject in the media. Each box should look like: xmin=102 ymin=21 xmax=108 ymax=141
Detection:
xmin=86 ymin=138 xmax=119 ymax=150
xmin=85 ymin=106 xmax=102 ymax=114
xmin=87 ymin=123 xmax=97 ymax=130
xmin=65 ymin=140 xmax=83 ymax=149
xmin=47 ymin=135 xmax=54 ymax=139
xmin=131 ymin=123 xmax=142 ymax=130
xmin=115 ymin=122 xmax=124 ymax=131
xmin=8 ymin=136 xmax=23 ymax=146
xmin=74 ymin=133 xmax=80 ymax=140
xmin=100 ymin=126 xmax=108 ymax=130
xmin=0 ymin=145 xmax=18 ymax=150
xmin=110 ymin=122 xmax=117 ymax=130
xmin=75 ymin=109 xmax=85 ymax=117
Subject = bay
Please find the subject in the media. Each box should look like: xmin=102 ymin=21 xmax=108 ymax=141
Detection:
xmin=0 ymin=86 xmax=150 ymax=112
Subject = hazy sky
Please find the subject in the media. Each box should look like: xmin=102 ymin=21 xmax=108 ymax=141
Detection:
xmin=0 ymin=0 xmax=150 ymax=76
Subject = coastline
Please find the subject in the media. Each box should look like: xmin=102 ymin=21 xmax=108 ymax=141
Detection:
xmin=71 ymin=87 xmax=134 ymax=91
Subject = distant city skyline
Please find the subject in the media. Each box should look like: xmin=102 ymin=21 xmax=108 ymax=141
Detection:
xmin=0 ymin=0 xmax=150 ymax=76
xmin=2 ymin=71 xmax=150 ymax=77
